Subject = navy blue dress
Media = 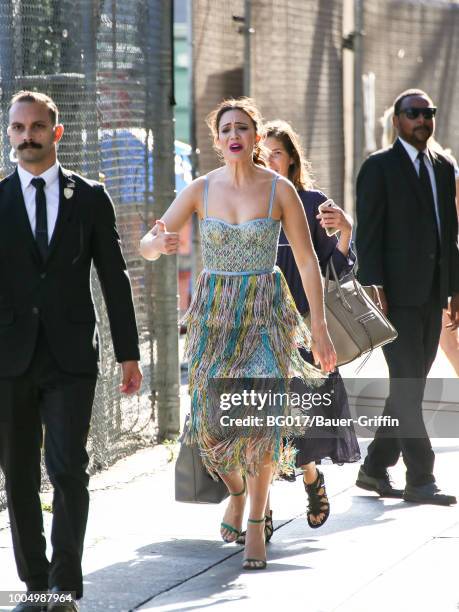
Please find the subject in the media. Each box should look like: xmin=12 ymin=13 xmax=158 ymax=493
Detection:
xmin=277 ymin=189 xmax=361 ymax=465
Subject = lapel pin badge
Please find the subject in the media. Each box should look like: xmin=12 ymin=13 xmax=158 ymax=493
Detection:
xmin=64 ymin=186 xmax=74 ymax=199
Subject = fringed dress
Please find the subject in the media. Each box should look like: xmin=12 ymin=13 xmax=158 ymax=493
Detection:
xmin=182 ymin=173 xmax=324 ymax=476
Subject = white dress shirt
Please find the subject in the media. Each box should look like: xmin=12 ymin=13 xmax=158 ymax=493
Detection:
xmin=17 ymin=162 xmax=60 ymax=243
xmin=398 ymin=137 xmax=441 ymax=234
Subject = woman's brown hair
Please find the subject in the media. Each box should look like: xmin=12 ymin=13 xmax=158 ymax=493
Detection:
xmin=264 ymin=119 xmax=314 ymax=190
xmin=207 ymin=97 xmax=267 ymax=166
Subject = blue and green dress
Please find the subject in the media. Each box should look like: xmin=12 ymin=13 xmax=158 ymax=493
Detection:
xmin=182 ymin=173 xmax=324 ymax=476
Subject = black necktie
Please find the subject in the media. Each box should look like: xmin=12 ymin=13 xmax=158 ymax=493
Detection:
xmin=31 ymin=177 xmax=48 ymax=261
xmin=417 ymin=151 xmax=436 ymax=220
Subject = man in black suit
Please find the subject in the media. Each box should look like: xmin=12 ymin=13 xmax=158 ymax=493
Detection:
xmin=355 ymin=88 xmax=459 ymax=506
xmin=0 ymin=91 xmax=142 ymax=611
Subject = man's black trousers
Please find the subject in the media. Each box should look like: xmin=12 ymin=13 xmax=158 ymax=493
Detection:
xmin=364 ymin=289 xmax=442 ymax=486
xmin=0 ymin=326 xmax=96 ymax=599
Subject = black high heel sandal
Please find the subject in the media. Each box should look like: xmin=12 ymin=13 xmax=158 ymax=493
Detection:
xmin=236 ymin=509 xmax=273 ymax=545
xmin=305 ymin=469 xmax=330 ymax=529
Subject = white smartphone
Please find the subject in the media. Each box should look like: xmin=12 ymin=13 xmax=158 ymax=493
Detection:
xmin=318 ymin=199 xmax=339 ymax=236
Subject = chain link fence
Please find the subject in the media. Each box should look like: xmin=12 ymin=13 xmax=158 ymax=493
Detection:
xmin=0 ymin=0 xmax=175 ymax=510
xmin=192 ymin=0 xmax=245 ymax=177
xmin=2 ymin=0 xmax=458 ymax=511
xmin=193 ymin=0 xmax=459 ymax=208
xmin=251 ymin=0 xmax=345 ymax=202
xmin=192 ymin=0 xmax=344 ymax=203
xmin=360 ymin=0 xmax=459 ymax=159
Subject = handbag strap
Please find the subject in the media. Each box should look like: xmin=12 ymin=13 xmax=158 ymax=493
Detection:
xmin=325 ymin=259 xmax=353 ymax=310
xmin=326 ymin=259 xmax=367 ymax=310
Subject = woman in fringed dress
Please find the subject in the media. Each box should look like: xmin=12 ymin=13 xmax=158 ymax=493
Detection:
xmin=140 ymin=98 xmax=336 ymax=570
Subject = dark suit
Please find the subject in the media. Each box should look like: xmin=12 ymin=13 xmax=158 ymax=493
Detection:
xmin=356 ymin=138 xmax=459 ymax=486
xmin=0 ymin=166 xmax=139 ymax=597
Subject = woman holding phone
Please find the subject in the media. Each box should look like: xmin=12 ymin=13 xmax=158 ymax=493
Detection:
xmin=264 ymin=120 xmax=360 ymax=529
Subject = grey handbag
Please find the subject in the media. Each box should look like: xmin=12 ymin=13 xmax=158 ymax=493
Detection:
xmin=175 ymin=417 xmax=229 ymax=504
xmin=305 ymin=260 xmax=398 ymax=367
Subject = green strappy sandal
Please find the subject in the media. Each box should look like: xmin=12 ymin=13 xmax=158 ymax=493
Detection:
xmin=242 ymin=518 xmax=267 ymax=570
xmin=236 ymin=509 xmax=273 ymax=545
xmin=220 ymin=478 xmax=246 ymax=543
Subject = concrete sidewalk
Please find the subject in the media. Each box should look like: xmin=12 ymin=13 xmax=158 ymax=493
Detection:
xmin=0 ymin=347 xmax=458 ymax=612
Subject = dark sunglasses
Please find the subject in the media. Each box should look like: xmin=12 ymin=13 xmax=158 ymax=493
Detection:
xmin=398 ymin=107 xmax=437 ymax=120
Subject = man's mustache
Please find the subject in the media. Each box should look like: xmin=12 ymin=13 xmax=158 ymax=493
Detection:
xmin=17 ymin=141 xmax=42 ymax=150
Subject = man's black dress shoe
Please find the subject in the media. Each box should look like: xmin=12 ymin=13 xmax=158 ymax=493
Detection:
xmin=12 ymin=601 xmax=47 ymax=611
xmin=356 ymin=466 xmax=404 ymax=498
xmin=47 ymin=587 xmax=79 ymax=611
xmin=403 ymin=483 xmax=457 ymax=506
xmin=47 ymin=602 xmax=78 ymax=612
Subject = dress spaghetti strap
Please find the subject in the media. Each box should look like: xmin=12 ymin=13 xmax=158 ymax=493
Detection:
xmin=267 ymin=174 xmax=279 ymax=218
xmin=203 ymin=175 xmax=209 ymax=218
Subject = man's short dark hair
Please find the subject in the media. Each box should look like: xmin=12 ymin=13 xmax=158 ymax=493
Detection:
xmin=393 ymin=89 xmax=434 ymax=116
xmin=8 ymin=90 xmax=59 ymax=125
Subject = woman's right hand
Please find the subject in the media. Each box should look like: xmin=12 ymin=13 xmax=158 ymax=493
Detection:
xmin=140 ymin=219 xmax=180 ymax=260
xmin=316 ymin=201 xmax=353 ymax=234
xmin=154 ymin=220 xmax=180 ymax=255
xmin=311 ymin=325 xmax=337 ymax=373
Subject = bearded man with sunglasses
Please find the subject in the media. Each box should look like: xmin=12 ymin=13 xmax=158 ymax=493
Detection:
xmin=355 ymin=88 xmax=459 ymax=505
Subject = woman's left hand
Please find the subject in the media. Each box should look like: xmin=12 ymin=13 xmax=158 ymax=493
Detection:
xmin=311 ymin=326 xmax=337 ymax=373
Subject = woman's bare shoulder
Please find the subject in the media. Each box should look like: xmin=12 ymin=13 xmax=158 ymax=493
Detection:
xmin=178 ymin=174 xmax=208 ymax=200
xmin=275 ymin=174 xmax=297 ymax=197
xmin=202 ymin=167 xmax=226 ymax=182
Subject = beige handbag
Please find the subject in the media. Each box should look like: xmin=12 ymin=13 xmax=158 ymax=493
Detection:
xmin=305 ymin=261 xmax=398 ymax=367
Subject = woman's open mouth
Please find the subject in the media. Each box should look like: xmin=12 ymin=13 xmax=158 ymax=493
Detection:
xmin=229 ymin=143 xmax=243 ymax=152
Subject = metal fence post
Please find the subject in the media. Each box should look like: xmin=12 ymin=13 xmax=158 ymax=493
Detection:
xmin=81 ymin=0 xmax=100 ymax=181
xmin=353 ymin=0 xmax=364 ymax=189
xmin=146 ymin=0 xmax=180 ymax=440
xmin=0 ymin=0 xmax=14 ymax=175
xmin=243 ymin=0 xmax=252 ymax=97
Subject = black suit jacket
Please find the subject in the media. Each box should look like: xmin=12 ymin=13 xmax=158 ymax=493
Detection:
xmin=0 ymin=165 xmax=140 ymax=376
xmin=356 ymin=138 xmax=459 ymax=307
